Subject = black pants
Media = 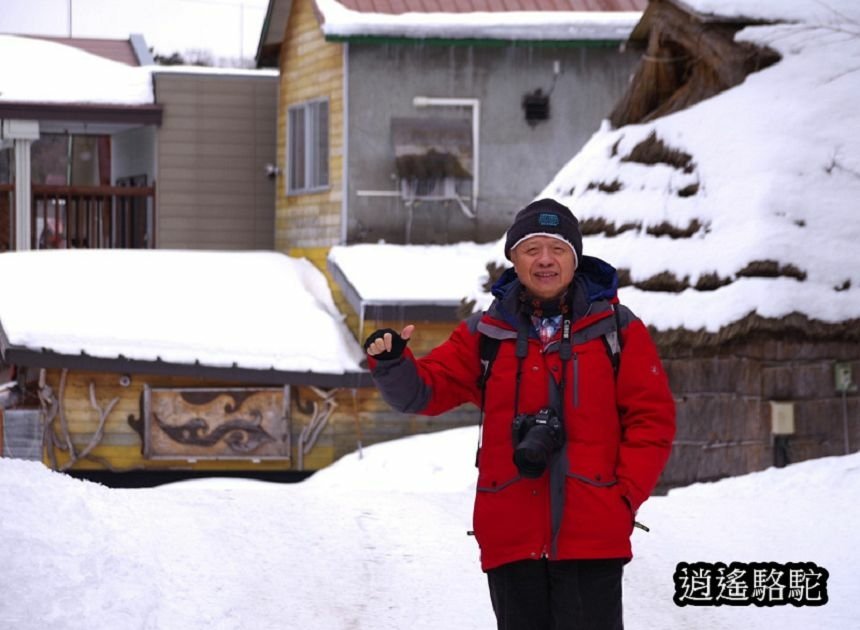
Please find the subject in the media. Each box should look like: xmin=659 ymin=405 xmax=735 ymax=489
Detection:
xmin=486 ymin=558 xmax=624 ymax=630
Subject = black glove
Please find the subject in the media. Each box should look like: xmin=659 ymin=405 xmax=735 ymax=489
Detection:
xmin=363 ymin=328 xmax=409 ymax=361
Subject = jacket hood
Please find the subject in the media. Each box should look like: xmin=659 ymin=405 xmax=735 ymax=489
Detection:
xmin=576 ymin=255 xmax=619 ymax=303
xmin=488 ymin=255 xmax=619 ymax=327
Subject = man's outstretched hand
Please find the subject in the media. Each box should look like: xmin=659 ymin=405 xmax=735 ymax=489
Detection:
xmin=364 ymin=325 xmax=415 ymax=360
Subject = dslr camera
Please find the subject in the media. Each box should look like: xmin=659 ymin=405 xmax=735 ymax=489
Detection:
xmin=511 ymin=407 xmax=565 ymax=478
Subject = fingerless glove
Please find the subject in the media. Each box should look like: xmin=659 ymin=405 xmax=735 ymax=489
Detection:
xmin=363 ymin=328 xmax=409 ymax=361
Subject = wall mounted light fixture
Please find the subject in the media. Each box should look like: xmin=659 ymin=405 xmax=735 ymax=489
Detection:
xmin=522 ymin=60 xmax=561 ymax=126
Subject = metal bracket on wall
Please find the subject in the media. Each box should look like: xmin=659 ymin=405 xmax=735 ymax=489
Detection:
xmin=835 ymin=363 xmax=857 ymax=393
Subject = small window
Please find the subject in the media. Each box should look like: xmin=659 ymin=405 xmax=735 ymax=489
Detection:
xmin=288 ymin=99 xmax=329 ymax=194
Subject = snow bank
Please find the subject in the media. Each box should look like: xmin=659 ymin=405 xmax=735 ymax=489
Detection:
xmin=0 ymin=428 xmax=857 ymax=629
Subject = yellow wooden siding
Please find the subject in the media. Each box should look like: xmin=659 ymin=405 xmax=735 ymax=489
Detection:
xmin=39 ymin=370 xmax=336 ymax=472
xmin=274 ymin=0 xmax=344 ymax=252
xmin=37 ymin=364 xmax=475 ymax=474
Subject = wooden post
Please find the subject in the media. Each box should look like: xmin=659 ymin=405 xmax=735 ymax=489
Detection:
xmin=1 ymin=120 xmax=39 ymax=250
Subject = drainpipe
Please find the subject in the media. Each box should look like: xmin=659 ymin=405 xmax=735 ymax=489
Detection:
xmin=341 ymin=43 xmax=350 ymax=244
xmin=412 ymin=96 xmax=480 ymax=218
xmin=2 ymin=120 xmax=40 ymax=251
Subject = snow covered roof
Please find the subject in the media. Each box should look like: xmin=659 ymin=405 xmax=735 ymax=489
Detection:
xmin=257 ymin=0 xmax=645 ymax=58
xmin=328 ymin=242 xmax=497 ymax=319
xmin=467 ymin=0 xmax=859 ymax=339
xmin=0 ymin=35 xmax=277 ymax=133
xmin=315 ymin=0 xmax=645 ymax=41
xmin=0 ymin=250 xmax=368 ymax=386
xmin=0 ymin=35 xmax=154 ymax=105
xmin=683 ymin=0 xmax=853 ymax=23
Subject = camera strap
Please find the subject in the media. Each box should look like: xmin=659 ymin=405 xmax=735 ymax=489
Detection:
xmin=551 ymin=312 xmax=573 ymax=423
xmin=475 ymin=334 xmax=501 ymax=467
xmin=473 ymin=306 xmax=618 ymax=467
xmin=474 ymin=318 xmax=528 ymax=468
xmin=512 ymin=316 xmax=530 ymax=418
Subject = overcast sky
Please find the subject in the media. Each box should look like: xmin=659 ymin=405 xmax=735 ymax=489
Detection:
xmin=0 ymin=0 xmax=270 ymax=62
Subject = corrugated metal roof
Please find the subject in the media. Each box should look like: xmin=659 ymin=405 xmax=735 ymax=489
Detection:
xmin=338 ymin=0 xmax=646 ymax=13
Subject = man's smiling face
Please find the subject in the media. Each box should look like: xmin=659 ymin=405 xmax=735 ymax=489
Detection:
xmin=510 ymin=235 xmax=576 ymax=300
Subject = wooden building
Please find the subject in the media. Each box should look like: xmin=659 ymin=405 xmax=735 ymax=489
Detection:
xmin=255 ymin=0 xmax=647 ymax=257
xmin=0 ymin=250 xmax=461 ymax=478
xmin=0 ymin=34 xmax=277 ymax=253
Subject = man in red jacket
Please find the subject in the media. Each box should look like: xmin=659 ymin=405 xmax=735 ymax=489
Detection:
xmin=365 ymin=198 xmax=676 ymax=630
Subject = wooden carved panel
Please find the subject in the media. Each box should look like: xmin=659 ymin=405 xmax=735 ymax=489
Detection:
xmin=144 ymin=386 xmax=290 ymax=460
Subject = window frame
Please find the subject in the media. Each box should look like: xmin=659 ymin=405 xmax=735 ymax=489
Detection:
xmin=287 ymin=98 xmax=329 ymax=195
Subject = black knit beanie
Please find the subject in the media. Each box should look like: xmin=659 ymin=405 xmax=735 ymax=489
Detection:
xmin=504 ymin=198 xmax=583 ymax=265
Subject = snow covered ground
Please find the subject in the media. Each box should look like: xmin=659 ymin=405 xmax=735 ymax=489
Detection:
xmin=1 ymin=427 xmax=857 ymax=629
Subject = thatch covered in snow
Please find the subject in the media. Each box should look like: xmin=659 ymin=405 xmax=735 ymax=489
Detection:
xmin=610 ymin=0 xmax=780 ymax=127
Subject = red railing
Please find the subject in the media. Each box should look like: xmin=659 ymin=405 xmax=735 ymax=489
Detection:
xmin=31 ymin=184 xmax=156 ymax=250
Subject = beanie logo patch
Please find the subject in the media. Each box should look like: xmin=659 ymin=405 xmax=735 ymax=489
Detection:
xmin=538 ymin=213 xmax=560 ymax=227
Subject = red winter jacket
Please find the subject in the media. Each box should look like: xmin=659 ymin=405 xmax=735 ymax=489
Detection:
xmin=369 ymin=258 xmax=675 ymax=571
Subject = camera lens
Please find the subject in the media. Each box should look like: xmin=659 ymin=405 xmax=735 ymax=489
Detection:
xmin=513 ymin=426 xmax=555 ymax=478
xmin=511 ymin=408 xmax=565 ymax=478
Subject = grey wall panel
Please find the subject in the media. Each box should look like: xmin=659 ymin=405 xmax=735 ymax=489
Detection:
xmin=346 ymin=43 xmax=639 ymax=245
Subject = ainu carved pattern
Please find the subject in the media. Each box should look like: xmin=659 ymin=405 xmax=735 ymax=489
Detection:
xmin=153 ymin=412 xmax=275 ymax=453
xmin=146 ymin=389 xmax=288 ymax=458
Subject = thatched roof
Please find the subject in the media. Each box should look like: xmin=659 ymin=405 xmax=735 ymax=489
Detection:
xmin=466 ymin=263 xmax=860 ymax=350
xmin=651 ymin=312 xmax=860 ymax=351
xmin=610 ymin=0 xmax=779 ymax=127
xmin=469 ymin=0 xmax=860 ymax=345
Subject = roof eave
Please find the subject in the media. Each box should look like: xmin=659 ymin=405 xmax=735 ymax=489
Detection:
xmin=0 ymin=101 xmax=164 ymax=126
xmin=1 ymin=344 xmax=372 ymax=388
xmin=327 ymin=256 xmax=464 ymax=322
xmin=256 ymin=0 xmax=296 ymax=68
xmin=255 ymin=0 xmax=278 ymax=67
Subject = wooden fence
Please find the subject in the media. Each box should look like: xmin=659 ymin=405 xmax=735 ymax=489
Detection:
xmin=31 ymin=184 xmax=156 ymax=250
